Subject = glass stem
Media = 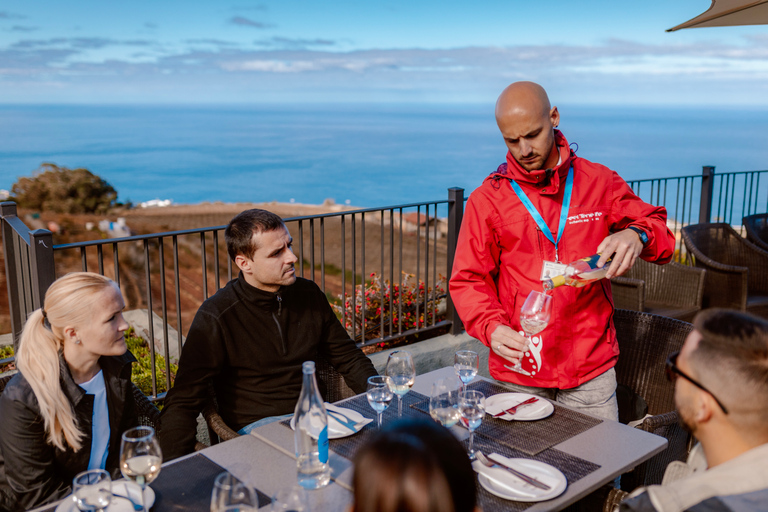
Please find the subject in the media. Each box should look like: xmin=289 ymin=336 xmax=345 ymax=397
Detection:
xmin=468 ymin=430 xmax=475 ymax=455
xmin=398 ymin=395 xmax=403 ymax=417
xmin=377 ymin=411 xmax=383 ymax=429
xmin=139 ymin=483 xmax=146 ymax=512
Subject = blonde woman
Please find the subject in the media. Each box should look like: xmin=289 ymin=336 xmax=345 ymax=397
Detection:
xmin=0 ymin=272 xmax=139 ymax=511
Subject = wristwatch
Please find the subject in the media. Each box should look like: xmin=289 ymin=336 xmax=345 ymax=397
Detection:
xmin=627 ymin=226 xmax=648 ymax=245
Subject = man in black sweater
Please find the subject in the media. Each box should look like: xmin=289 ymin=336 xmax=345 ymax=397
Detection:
xmin=160 ymin=209 xmax=377 ymax=459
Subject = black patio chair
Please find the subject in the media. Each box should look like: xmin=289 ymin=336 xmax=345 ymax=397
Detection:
xmin=199 ymin=355 xmax=356 ymax=447
xmin=611 ymin=259 xmax=705 ymax=322
xmin=682 ymin=223 xmax=768 ymax=318
xmin=743 ymin=213 xmax=768 ymax=252
xmin=613 ymin=309 xmax=693 ymax=491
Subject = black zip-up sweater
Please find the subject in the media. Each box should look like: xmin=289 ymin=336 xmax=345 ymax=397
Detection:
xmin=159 ymin=274 xmax=377 ymax=460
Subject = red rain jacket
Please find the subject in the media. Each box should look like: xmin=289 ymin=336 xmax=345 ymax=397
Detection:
xmin=450 ymin=131 xmax=675 ymax=389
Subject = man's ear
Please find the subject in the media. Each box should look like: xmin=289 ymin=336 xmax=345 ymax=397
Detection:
xmin=694 ymin=392 xmax=715 ymax=424
xmin=234 ymin=254 xmax=251 ymax=274
xmin=550 ymin=106 xmax=560 ymax=128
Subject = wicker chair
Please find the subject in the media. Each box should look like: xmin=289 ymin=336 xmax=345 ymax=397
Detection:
xmin=743 ymin=213 xmax=768 ymax=252
xmin=613 ymin=309 xmax=693 ymax=491
xmin=200 ymin=355 xmax=357 ymax=447
xmin=611 ymin=259 xmax=706 ymax=322
xmin=682 ymin=223 xmax=768 ymax=317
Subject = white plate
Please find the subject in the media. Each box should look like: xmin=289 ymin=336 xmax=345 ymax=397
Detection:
xmin=56 ymin=481 xmax=155 ymax=512
xmin=485 ymin=393 xmax=554 ymax=421
xmin=289 ymin=403 xmax=372 ymax=439
xmin=473 ymin=455 xmax=567 ymax=502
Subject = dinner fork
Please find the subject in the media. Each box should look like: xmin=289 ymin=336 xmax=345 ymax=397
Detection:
xmin=491 ymin=397 xmax=539 ymax=417
xmin=475 ymin=451 xmax=551 ymax=490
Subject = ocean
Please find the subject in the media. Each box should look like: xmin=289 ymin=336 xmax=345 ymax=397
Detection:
xmin=1 ymin=103 xmax=767 ymax=208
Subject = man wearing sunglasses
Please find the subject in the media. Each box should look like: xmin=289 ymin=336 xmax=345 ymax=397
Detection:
xmin=620 ymin=309 xmax=768 ymax=511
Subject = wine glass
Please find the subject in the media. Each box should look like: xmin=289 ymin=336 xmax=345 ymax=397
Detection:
xmin=513 ymin=291 xmax=552 ymax=373
xmin=211 ymin=471 xmax=258 ymax=512
xmin=429 ymin=377 xmax=461 ymax=427
xmin=366 ymin=375 xmax=394 ymax=430
xmin=458 ymin=390 xmax=485 ymax=460
xmin=120 ymin=426 xmax=162 ymax=512
xmin=270 ymin=486 xmax=309 ymax=512
xmin=72 ymin=469 xmax=112 ymax=512
xmin=454 ymin=350 xmax=479 ymax=390
xmin=385 ymin=350 xmax=415 ymax=418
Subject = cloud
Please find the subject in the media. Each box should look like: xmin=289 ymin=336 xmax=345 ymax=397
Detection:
xmin=0 ymin=11 xmax=25 ymax=20
xmin=229 ymin=16 xmax=273 ymax=29
xmin=253 ymin=37 xmax=336 ymax=49
xmin=2 ymin=36 xmax=768 ymax=105
xmin=8 ymin=25 xmax=38 ymax=32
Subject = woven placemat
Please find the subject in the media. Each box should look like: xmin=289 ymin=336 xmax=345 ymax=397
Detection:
xmin=152 ymin=453 xmax=272 ymax=511
xmin=412 ymin=380 xmax=603 ymax=456
xmin=467 ymin=437 xmax=601 ymax=512
xmin=281 ymin=391 xmax=430 ymax=461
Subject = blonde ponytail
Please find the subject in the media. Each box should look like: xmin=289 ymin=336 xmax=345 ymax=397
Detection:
xmin=16 ymin=309 xmax=83 ymax=451
xmin=15 ymin=272 xmax=117 ymax=452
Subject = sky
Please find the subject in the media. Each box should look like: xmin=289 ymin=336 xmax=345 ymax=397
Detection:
xmin=1 ymin=1 xmax=768 ymax=106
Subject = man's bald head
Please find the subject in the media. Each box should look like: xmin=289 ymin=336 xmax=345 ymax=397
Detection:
xmin=495 ymin=82 xmax=560 ymax=172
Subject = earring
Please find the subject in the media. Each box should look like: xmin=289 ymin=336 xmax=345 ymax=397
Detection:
xmin=75 ymin=339 xmax=81 ymax=345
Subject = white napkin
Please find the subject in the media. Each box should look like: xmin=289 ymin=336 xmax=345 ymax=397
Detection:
xmin=325 ymin=403 xmax=373 ymax=435
xmin=472 ymin=453 xmax=543 ymax=498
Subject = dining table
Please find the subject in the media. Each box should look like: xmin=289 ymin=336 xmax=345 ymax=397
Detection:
xmin=31 ymin=366 xmax=668 ymax=512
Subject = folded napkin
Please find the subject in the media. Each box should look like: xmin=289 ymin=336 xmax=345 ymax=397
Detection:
xmin=325 ymin=403 xmax=373 ymax=435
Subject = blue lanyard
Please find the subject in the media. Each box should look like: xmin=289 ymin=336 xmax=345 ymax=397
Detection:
xmin=508 ymin=164 xmax=574 ymax=262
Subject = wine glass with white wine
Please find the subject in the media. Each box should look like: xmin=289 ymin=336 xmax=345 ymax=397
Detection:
xmin=385 ymin=351 xmax=416 ymax=418
xmin=510 ymin=291 xmax=552 ymax=374
xmin=429 ymin=377 xmax=461 ymax=428
xmin=120 ymin=426 xmax=162 ymax=512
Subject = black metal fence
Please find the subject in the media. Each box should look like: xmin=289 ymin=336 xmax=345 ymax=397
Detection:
xmin=2 ymin=167 xmax=767 ymax=397
xmin=626 ymin=167 xmax=768 ymax=260
xmin=1 ymin=188 xmax=466 ymax=399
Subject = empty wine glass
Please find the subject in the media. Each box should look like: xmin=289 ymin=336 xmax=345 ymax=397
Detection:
xmin=458 ymin=390 xmax=485 ymax=460
xmin=72 ymin=469 xmax=112 ymax=512
xmin=366 ymin=375 xmax=394 ymax=430
xmin=429 ymin=377 xmax=461 ymax=428
xmin=512 ymin=291 xmax=552 ymax=374
xmin=270 ymin=486 xmax=309 ymax=512
xmin=120 ymin=426 xmax=162 ymax=512
xmin=211 ymin=471 xmax=258 ymax=512
xmin=454 ymin=350 xmax=479 ymax=390
xmin=385 ymin=350 xmax=415 ymax=418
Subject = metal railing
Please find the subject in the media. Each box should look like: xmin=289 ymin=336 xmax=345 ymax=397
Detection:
xmin=2 ymin=166 xmax=767 ymax=396
xmin=626 ymin=167 xmax=768 ymax=260
xmin=1 ymin=188 xmax=466 ymax=400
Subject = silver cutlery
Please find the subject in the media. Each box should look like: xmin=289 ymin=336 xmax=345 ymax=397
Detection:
xmin=491 ymin=397 xmax=539 ymax=417
xmin=475 ymin=451 xmax=551 ymax=490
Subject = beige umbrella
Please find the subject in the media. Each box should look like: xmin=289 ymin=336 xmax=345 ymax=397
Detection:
xmin=667 ymin=0 xmax=768 ymax=31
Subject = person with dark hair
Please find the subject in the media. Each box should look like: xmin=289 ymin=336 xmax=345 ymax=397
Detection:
xmin=0 ymin=273 xmax=138 ymax=511
xmin=620 ymin=309 xmax=768 ymax=511
xmin=160 ymin=209 xmax=377 ymax=459
xmin=352 ymin=419 xmax=478 ymax=512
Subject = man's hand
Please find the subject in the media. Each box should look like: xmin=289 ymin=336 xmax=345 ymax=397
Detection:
xmin=490 ymin=324 xmax=529 ymax=365
xmin=596 ymin=228 xmax=644 ymax=278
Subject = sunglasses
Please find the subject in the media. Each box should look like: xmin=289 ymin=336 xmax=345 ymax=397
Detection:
xmin=665 ymin=351 xmax=728 ymax=415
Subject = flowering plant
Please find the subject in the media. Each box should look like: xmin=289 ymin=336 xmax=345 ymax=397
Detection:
xmin=334 ymin=272 xmax=447 ymax=344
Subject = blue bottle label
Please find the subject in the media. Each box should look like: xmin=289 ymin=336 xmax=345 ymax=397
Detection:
xmin=319 ymin=426 xmax=329 ymax=463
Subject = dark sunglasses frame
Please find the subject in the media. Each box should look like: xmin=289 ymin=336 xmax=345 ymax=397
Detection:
xmin=665 ymin=351 xmax=729 ymax=415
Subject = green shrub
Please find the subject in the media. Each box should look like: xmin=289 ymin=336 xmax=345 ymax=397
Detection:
xmin=11 ymin=162 xmax=118 ymax=214
xmin=125 ymin=328 xmax=177 ymax=397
